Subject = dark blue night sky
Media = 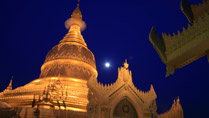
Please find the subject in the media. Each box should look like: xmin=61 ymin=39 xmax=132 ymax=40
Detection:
xmin=0 ymin=0 xmax=208 ymax=117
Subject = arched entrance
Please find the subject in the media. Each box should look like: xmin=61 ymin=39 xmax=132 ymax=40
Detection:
xmin=113 ymin=99 xmax=138 ymax=118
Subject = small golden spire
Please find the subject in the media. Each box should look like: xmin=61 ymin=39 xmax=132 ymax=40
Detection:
xmin=123 ymin=59 xmax=129 ymax=69
xmin=5 ymin=76 xmax=13 ymax=90
xmin=177 ymin=97 xmax=180 ymax=103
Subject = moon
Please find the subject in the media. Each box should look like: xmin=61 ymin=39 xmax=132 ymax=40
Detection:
xmin=105 ymin=62 xmax=110 ymax=68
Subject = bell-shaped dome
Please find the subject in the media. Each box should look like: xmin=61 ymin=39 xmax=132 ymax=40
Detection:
xmin=44 ymin=44 xmax=96 ymax=68
xmin=39 ymin=4 xmax=97 ymax=80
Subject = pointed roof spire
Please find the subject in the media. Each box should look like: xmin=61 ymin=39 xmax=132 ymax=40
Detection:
xmin=149 ymin=84 xmax=157 ymax=98
xmin=177 ymin=97 xmax=180 ymax=104
xmin=123 ymin=59 xmax=129 ymax=69
xmin=7 ymin=76 xmax=13 ymax=90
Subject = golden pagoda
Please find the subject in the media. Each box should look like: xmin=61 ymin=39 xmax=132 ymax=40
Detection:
xmin=0 ymin=1 xmax=97 ymax=117
xmin=149 ymin=0 xmax=209 ymax=77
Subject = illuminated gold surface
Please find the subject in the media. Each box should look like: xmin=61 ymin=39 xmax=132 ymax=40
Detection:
xmin=0 ymin=1 xmax=185 ymax=118
xmin=0 ymin=2 xmax=96 ymax=117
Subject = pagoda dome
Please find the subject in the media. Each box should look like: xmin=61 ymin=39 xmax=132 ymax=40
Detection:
xmin=44 ymin=43 xmax=96 ymax=68
xmin=39 ymin=4 xmax=97 ymax=80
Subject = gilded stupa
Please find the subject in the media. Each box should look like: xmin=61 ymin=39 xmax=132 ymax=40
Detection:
xmin=0 ymin=1 xmax=97 ymax=117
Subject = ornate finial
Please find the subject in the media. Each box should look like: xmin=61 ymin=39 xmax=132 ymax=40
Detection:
xmin=123 ymin=59 xmax=129 ymax=69
xmin=71 ymin=0 xmax=82 ymax=20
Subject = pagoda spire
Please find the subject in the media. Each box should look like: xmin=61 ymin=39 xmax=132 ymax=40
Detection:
xmin=71 ymin=0 xmax=82 ymax=21
xmin=3 ymin=76 xmax=13 ymax=92
xmin=60 ymin=0 xmax=87 ymax=46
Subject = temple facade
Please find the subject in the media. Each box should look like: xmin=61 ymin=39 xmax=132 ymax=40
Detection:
xmin=0 ymin=2 xmax=183 ymax=118
xmin=149 ymin=0 xmax=209 ymax=77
